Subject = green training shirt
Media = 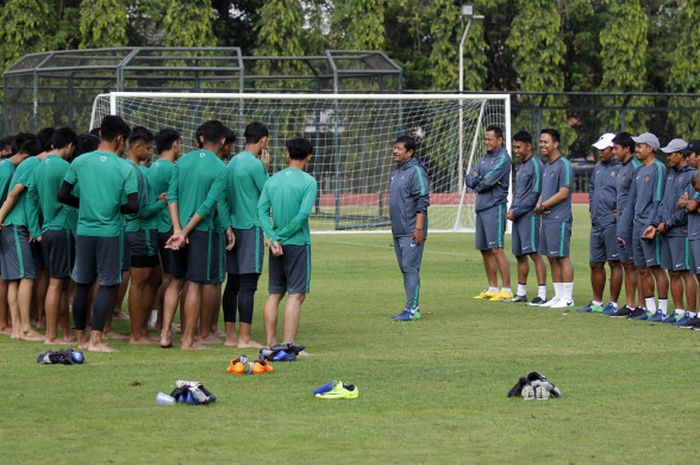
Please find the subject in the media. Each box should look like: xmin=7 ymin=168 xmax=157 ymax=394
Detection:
xmin=167 ymin=149 xmax=228 ymax=233
xmin=4 ymin=156 xmax=41 ymax=234
xmin=226 ymin=151 xmax=268 ymax=229
xmin=124 ymin=162 xmax=165 ymax=232
xmin=0 ymin=158 xmax=17 ymax=202
xmin=148 ymin=158 xmax=175 ymax=233
xmin=257 ymin=167 xmax=318 ymax=246
xmin=27 ymin=154 xmax=71 ymax=236
xmin=63 ymin=151 xmax=138 ymax=237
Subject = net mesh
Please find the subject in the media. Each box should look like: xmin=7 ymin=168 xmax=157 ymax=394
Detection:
xmin=91 ymin=93 xmax=510 ymax=232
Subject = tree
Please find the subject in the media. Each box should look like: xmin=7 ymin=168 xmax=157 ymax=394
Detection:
xmin=162 ymin=0 xmax=217 ymax=47
xmin=667 ymin=1 xmax=700 ymax=138
xmin=598 ymin=0 xmax=649 ymax=132
xmin=0 ymin=0 xmax=52 ymax=70
xmin=427 ymin=0 xmax=486 ymax=91
xmin=79 ymin=0 xmax=129 ymax=48
xmin=330 ymin=0 xmax=385 ymax=50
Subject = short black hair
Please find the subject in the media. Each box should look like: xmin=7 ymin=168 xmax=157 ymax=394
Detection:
xmin=513 ymin=130 xmax=532 ymax=144
xmin=612 ymin=131 xmax=635 ymax=153
xmin=286 ymin=137 xmax=313 ymax=160
xmin=89 ymin=127 xmax=101 ymax=137
xmin=394 ymin=135 xmax=416 ymax=153
xmin=100 ymin=115 xmax=131 ymax=142
xmin=541 ymin=128 xmax=560 ymax=143
xmin=486 ymin=125 xmax=504 ymax=139
xmin=76 ymin=134 xmax=100 ymax=157
xmin=11 ymin=133 xmax=37 ymax=155
xmin=0 ymin=136 xmax=14 ymax=151
xmin=37 ymin=127 xmax=56 ymax=152
xmin=224 ymin=127 xmax=236 ymax=145
xmin=129 ymin=126 xmax=154 ymax=145
xmin=51 ymin=126 xmax=79 ymax=150
xmin=18 ymin=139 xmax=43 ymax=157
xmin=244 ymin=122 xmax=269 ymax=144
xmin=200 ymin=120 xmax=228 ymax=145
xmin=195 ymin=123 xmax=204 ymax=148
xmin=155 ymin=128 xmax=180 ymax=154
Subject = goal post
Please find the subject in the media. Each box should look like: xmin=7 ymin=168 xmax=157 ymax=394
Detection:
xmin=91 ymin=92 xmax=511 ymax=233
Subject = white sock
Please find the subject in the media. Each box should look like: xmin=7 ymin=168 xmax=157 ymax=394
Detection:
xmin=488 ymin=286 xmax=498 ymax=293
xmin=689 ymin=311 xmax=697 ymax=317
xmin=517 ymin=284 xmax=527 ymax=296
xmin=563 ymin=282 xmax=573 ymax=301
xmin=553 ymin=282 xmax=562 ymax=299
xmin=502 ymin=287 xmax=512 ymax=294
xmin=592 ymin=300 xmax=603 ymax=307
xmin=538 ymin=285 xmax=547 ymax=300
xmin=645 ymin=297 xmax=657 ymax=312
xmin=658 ymin=298 xmax=668 ymax=313
xmin=675 ymin=308 xmax=686 ymax=317
xmin=608 ymin=301 xmax=617 ymax=309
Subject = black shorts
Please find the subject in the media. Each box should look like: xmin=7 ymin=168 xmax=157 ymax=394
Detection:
xmin=157 ymin=230 xmax=176 ymax=275
xmin=32 ymin=241 xmax=46 ymax=271
xmin=268 ymin=244 xmax=311 ymax=295
xmin=0 ymin=225 xmax=36 ymax=280
xmin=72 ymin=234 xmax=124 ymax=286
xmin=41 ymin=229 xmax=75 ymax=279
xmin=126 ymin=229 xmax=158 ymax=258
xmin=170 ymin=230 xmax=225 ymax=284
xmin=227 ymin=227 xmax=264 ymax=275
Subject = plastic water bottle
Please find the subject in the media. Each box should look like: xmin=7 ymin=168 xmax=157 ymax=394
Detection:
xmin=155 ymin=392 xmax=176 ymax=405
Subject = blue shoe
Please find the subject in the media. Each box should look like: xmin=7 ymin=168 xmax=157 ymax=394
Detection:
xmin=390 ymin=309 xmax=407 ymax=319
xmin=576 ymin=302 xmax=593 ymax=313
xmin=662 ymin=313 xmax=678 ymax=324
xmin=673 ymin=312 xmax=692 ymax=327
xmin=312 ymin=380 xmax=336 ymax=396
xmin=393 ymin=308 xmax=422 ymax=321
xmin=629 ymin=307 xmax=649 ymax=320
xmin=647 ymin=310 xmax=665 ymax=322
xmin=602 ymin=303 xmax=618 ymax=316
xmin=271 ymin=350 xmax=297 ymax=362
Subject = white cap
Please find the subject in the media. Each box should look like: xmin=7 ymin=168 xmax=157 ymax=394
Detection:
xmin=660 ymin=138 xmax=688 ymax=154
xmin=592 ymin=133 xmax=616 ymax=150
xmin=632 ymin=132 xmax=660 ymax=151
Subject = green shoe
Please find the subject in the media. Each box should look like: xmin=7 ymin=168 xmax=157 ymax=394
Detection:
xmin=314 ymin=381 xmax=359 ymax=399
xmin=590 ymin=304 xmax=604 ymax=313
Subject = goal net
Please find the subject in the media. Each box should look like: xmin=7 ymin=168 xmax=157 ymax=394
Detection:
xmin=91 ymin=92 xmax=511 ymax=233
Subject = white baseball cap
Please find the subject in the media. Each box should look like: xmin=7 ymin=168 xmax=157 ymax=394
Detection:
xmin=592 ymin=133 xmax=616 ymax=150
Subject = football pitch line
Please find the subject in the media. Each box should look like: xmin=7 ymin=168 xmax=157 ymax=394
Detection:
xmin=326 ymin=238 xmax=467 ymax=256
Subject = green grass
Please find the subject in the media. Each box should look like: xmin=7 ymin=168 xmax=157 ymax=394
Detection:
xmin=2 ymin=205 xmax=700 ymax=465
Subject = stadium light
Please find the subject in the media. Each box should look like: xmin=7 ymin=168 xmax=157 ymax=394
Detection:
xmin=458 ymin=5 xmax=485 ymax=190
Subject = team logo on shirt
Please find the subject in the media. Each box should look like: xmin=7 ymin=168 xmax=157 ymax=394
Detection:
xmin=643 ymin=175 xmax=651 ymax=182
xmin=200 ymin=153 xmax=206 ymax=158
xmin=285 ymin=171 xmax=292 ymax=176
xmin=100 ymin=156 xmax=107 ymax=162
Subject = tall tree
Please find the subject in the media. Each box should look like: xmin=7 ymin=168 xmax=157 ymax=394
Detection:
xmin=330 ymin=0 xmax=385 ymax=50
xmin=506 ymin=0 xmax=568 ymax=147
xmin=162 ymin=0 xmax=217 ymax=47
xmin=667 ymin=1 xmax=700 ymax=138
xmin=0 ymin=0 xmax=52 ymax=70
xmin=428 ymin=0 xmax=486 ymax=91
xmin=598 ymin=0 xmax=649 ymax=132
xmin=79 ymin=0 xmax=128 ymax=48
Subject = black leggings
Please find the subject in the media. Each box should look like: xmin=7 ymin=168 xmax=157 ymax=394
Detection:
xmin=222 ymin=273 xmax=260 ymax=324
xmin=72 ymin=283 xmax=118 ymax=331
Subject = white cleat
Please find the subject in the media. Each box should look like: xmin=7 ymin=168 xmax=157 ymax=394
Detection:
xmin=539 ymin=297 xmax=560 ymax=307
xmin=551 ymin=299 xmax=574 ymax=309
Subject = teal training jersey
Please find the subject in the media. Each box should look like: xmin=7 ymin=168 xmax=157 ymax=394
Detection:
xmin=226 ymin=151 xmax=268 ymax=229
xmin=257 ymin=167 xmax=318 ymax=246
xmin=27 ymin=154 xmax=71 ymax=236
xmin=124 ymin=161 xmax=164 ymax=232
xmin=4 ymin=156 xmax=41 ymax=234
xmin=0 ymin=158 xmax=17 ymax=203
xmin=63 ymin=151 xmax=138 ymax=237
xmin=167 ymin=149 xmax=227 ymax=233
xmin=148 ymin=158 xmax=175 ymax=233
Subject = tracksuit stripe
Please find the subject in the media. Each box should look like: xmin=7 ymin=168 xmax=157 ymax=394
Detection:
xmin=530 ymin=215 xmax=536 ymax=252
xmin=255 ymin=226 xmax=261 ymax=273
xmin=498 ymin=204 xmax=503 ymax=248
xmin=305 ymin=244 xmax=311 ymax=293
xmin=13 ymin=226 xmax=24 ymax=278
xmin=414 ymin=166 xmax=427 ymax=195
xmin=206 ymin=230 xmax=213 ymax=282
xmin=559 ymin=221 xmax=566 ymax=256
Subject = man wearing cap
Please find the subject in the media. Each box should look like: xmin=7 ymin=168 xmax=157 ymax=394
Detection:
xmin=678 ymin=140 xmax=700 ymax=329
xmin=618 ymin=132 xmax=668 ymax=320
xmin=610 ymin=132 xmax=642 ymax=318
xmin=577 ymin=133 xmax=622 ymax=315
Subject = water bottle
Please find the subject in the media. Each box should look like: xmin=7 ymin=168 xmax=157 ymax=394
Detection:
xmin=155 ymin=392 xmax=176 ymax=405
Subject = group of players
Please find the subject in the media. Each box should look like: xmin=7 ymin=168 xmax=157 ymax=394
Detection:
xmin=0 ymin=115 xmax=317 ymax=352
xmin=469 ymin=124 xmax=700 ymax=330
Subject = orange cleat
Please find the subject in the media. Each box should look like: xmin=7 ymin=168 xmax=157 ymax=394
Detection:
xmin=226 ymin=358 xmax=246 ymax=375
xmin=251 ymin=358 xmax=274 ymax=375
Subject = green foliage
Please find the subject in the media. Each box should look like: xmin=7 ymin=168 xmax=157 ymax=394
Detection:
xmin=428 ymin=0 xmax=486 ymax=91
xmin=667 ymin=1 xmax=700 ymax=138
xmin=127 ymin=0 xmax=171 ymax=46
xmin=598 ymin=0 xmax=649 ymax=132
xmin=79 ymin=0 xmax=129 ymax=48
xmin=330 ymin=0 xmax=385 ymax=50
xmin=162 ymin=0 xmax=217 ymax=47
xmin=0 ymin=0 xmax=52 ymax=69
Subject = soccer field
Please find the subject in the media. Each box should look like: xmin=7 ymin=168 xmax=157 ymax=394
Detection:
xmin=2 ymin=206 xmax=699 ymax=465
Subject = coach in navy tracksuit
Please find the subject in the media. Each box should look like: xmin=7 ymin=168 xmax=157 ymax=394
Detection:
xmin=389 ymin=135 xmax=430 ymax=322
xmin=466 ymin=125 xmax=512 ymax=302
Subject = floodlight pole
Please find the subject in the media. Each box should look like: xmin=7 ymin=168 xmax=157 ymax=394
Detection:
xmin=458 ymin=6 xmax=484 ymax=190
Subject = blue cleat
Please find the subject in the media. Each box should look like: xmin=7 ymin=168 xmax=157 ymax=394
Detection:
xmin=393 ymin=308 xmax=422 ymax=321
xmin=629 ymin=307 xmax=649 ymax=320
xmin=602 ymin=303 xmax=618 ymax=316
xmin=647 ymin=310 xmax=665 ymax=322
xmin=312 ymin=380 xmax=336 ymax=396
xmin=576 ymin=302 xmax=593 ymax=313
xmin=662 ymin=313 xmax=677 ymax=324
xmin=673 ymin=312 xmax=692 ymax=327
